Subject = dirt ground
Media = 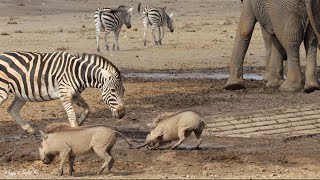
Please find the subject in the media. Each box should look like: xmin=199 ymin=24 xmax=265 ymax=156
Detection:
xmin=1 ymin=0 xmax=320 ymax=179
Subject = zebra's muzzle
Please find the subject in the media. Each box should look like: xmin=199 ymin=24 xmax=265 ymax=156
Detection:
xmin=112 ymin=104 xmax=125 ymax=119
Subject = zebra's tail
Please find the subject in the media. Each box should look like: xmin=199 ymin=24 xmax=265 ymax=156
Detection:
xmin=137 ymin=2 xmax=142 ymax=14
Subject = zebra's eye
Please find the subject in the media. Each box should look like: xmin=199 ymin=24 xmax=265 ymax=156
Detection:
xmin=110 ymin=88 xmax=116 ymax=93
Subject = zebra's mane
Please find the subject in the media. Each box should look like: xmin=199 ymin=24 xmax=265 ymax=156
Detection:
xmin=74 ymin=52 xmax=121 ymax=76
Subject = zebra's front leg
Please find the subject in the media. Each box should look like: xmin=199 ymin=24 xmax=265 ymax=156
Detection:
xmin=8 ymin=97 xmax=35 ymax=134
xmin=73 ymin=95 xmax=90 ymax=125
xmin=151 ymin=26 xmax=158 ymax=45
xmin=113 ymin=29 xmax=121 ymax=51
xmin=104 ymin=31 xmax=110 ymax=51
xmin=60 ymin=94 xmax=78 ymax=127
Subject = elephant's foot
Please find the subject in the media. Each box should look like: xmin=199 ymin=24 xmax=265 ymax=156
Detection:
xmin=22 ymin=124 xmax=36 ymax=135
xmin=266 ymin=79 xmax=283 ymax=88
xmin=279 ymin=80 xmax=303 ymax=92
xmin=224 ymin=79 xmax=245 ymax=90
xmin=304 ymin=81 xmax=320 ymax=93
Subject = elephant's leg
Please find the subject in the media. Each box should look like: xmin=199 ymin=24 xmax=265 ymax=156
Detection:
xmin=279 ymin=19 xmax=304 ymax=92
xmin=303 ymin=26 xmax=319 ymax=93
xmin=266 ymin=36 xmax=286 ymax=88
xmin=224 ymin=2 xmax=256 ymax=90
xmin=261 ymin=28 xmax=272 ymax=80
xmin=279 ymin=44 xmax=303 ymax=92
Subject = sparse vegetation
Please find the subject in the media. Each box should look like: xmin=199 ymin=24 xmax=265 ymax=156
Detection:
xmin=14 ymin=30 xmax=23 ymax=33
xmin=56 ymin=46 xmax=69 ymax=51
xmin=0 ymin=32 xmax=9 ymax=36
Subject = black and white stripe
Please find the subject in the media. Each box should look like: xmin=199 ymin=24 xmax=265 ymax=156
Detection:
xmin=0 ymin=51 xmax=125 ymax=134
xmin=94 ymin=6 xmax=133 ymax=52
xmin=138 ymin=3 xmax=174 ymax=46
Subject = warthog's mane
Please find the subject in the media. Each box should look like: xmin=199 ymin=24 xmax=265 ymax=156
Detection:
xmin=152 ymin=110 xmax=199 ymax=124
xmin=45 ymin=123 xmax=113 ymax=134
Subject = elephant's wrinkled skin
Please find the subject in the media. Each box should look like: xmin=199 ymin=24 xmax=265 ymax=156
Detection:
xmin=225 ymin=0 xmax=320 ymax=92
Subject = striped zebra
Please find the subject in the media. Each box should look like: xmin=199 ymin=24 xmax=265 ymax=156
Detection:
xmin=94 ymin=6 xmax=133 ymax=52
xmin=0 ymin=51 xmax=125 ymax=134
xmin=137 ymin=3 xmax=174 ymax=46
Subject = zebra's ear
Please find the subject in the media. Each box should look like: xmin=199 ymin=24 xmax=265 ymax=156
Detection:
xmin=127 ymin=7 xmax=133 ymax=13
xmin=101 ymin=69 xmax=113 ymax=80
xmin=169 ymin=12 xmax=174 ymax=18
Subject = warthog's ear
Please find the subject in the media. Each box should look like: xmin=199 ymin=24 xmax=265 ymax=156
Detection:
xmin=39 ymin=131 xmax=48 ymax=140
xmin=147 ymin=123 xmax=157 ymax=129
xmin=169 ymin=12 xmax=173 ymax=18
xmin=127 ymin=7 xmax=133 ymax=12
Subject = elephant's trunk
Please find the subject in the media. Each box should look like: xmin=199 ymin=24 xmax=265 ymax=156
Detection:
xmin=305 ymin=0 xmax=320 ymax=46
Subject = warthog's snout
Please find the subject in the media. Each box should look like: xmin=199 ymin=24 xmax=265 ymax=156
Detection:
xmin=127 ymin=25 xmax=132 ymax=29
xmin=112 ymin=104 xmax=125 ymax=119
xmin=43 ymin=154 xmax=55 ymax=164
xmin=170 ymin=29 xmax=174 ymax=33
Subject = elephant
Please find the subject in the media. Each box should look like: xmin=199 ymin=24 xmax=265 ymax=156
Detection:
xmin=225 ymin=0 xmax=320 ymax=92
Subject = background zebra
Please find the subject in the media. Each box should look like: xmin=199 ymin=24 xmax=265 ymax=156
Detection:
xmin=137 ymin=3 xmax=174 ymax=46
xmin=94 ymin=6 xmax=133 ymax=52
xmin=0 ymin=51 xmax=125 ymax=134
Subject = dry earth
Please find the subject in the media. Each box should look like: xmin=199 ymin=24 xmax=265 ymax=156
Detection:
xmin=1 ymin=0 xmax=320 ymax=179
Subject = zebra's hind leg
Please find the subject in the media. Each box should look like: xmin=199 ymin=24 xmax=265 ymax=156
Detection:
xmin=104 ymin=31 xmax=110 ymax=51
xmin=151 ymin=26 xmax=159 ymax=45
xmin=73 ymin=95 xmax=90 ymax=125
xmin=8 ymin=97 xmax=35 ymax=134
xmin=160 ymin=25 xmax=166 ymax=45
xmin=96 ymin=32 xmax=101 ymax=52
xmin=143 ymin=16 xmax=149 ymax=46
xmin=157 ymin=26 xmax=162 ymax=45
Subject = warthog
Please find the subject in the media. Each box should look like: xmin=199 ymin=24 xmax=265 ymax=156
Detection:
xmin=38 ymin=125 xmax=133 ymax=176
xmin=136 ymin=110 xmax=206 ymax=150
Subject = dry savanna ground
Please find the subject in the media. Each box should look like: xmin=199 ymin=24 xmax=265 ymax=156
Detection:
xmin=1 ymin=0 xmax=320 ymax=179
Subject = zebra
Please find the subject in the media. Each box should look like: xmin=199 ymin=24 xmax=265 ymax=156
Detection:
xmin=137 ymin=3 xmax=174 ymax=46
xmin=0 ymin=51 xmax=125 ymax=134
xmin=94 ymin=5 xmax=133 ymax=52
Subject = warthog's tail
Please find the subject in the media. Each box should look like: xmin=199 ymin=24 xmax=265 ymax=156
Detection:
xmin=201 ymin=116 xmax=213 ymax=136
xmin=134 ymin=140 xmax=152 ymax=149
xmin=114 ymin=131 xmax=134 ymax=149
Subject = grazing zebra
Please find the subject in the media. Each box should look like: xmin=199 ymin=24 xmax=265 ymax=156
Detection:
xmin=0 ymin=51 xmax=125 ymax=134
xmin=137 ymin=3 xmax=174 ymax=46
xmin=94 ymin=6 xmax=133 ymax=52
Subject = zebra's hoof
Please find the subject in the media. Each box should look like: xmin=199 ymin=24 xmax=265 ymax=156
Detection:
xmin=155 ymin=41 xmax=159 ymax=45
xmin=22 ymin=124 xmax=35 ymax=134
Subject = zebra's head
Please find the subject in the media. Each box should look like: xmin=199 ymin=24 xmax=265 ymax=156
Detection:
xmin=167 ymin=12 xmax=174 ymax=32
xmin=100 ymin=69 xmax=125 ymax=119
xmin=119 ymin=6 xmax=133 ymax=29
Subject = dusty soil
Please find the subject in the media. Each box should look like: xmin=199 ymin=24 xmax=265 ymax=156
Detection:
xmin=1 ymin=0 xmax=320 ymax=179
